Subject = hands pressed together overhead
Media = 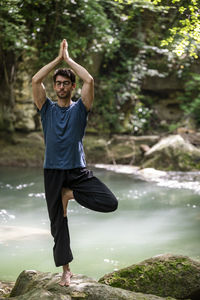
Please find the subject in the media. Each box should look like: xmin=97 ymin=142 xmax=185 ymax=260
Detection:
xmin=32 ymin=37 xmax=94 ymax=111
xmin=58 ymin=39 xmax=70 ymax=62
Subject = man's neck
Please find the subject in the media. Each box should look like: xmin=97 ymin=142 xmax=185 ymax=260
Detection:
xmin=57 ymin=97 xmax=72 ymax=107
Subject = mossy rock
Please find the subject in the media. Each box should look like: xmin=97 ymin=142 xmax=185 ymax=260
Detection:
xmin=7 ymin=270 xmax=175 ymax=300
xmin=99 ymin=254 xmax=200 ymax=299
xmin=0 ymin=132 xmax=44 ymax=167
xmin=143 ymin=135 xmax=200 ymax=171
xmin=0 ymin=280 xmax=15 ymax=298
xmin=84 ymin=135 xmax=140 ymax=165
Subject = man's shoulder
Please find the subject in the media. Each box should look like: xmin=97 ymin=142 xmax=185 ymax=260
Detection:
xmin=70 ymin=98 xmax=81 ymax=110
xmin=47 ymin=97 xmax=56 ymax=105
xmin=73 ymin=98 xmax=81 ymax=105
xmin=39 ymin=97 xmax=56 ymax=116
xmin=43 ymin=97 xmax=56 ymax=109
xmin=73 ymin=98 xmax=88 ymax=112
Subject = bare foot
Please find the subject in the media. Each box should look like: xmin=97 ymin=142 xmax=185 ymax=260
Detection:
xmin=59 ymin=270 xmax=73 ymax=286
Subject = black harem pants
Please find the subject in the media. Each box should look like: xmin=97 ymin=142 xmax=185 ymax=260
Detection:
xmin=44 ymin=167 xmax=118 ymax=267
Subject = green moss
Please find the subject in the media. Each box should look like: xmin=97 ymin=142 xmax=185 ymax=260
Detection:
xmin=178 ymin=153 xmax=200 ymax=170
xmin=143 ymin=149 xmax=200 ymax=171
xmin=99 ymin=255 xmax=200 ymax=299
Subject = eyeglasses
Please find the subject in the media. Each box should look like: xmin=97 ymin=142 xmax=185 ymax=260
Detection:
xmin=55 ymin=80 xmax=71 ymax=87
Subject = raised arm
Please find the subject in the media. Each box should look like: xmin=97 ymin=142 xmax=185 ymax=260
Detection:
xmin=63 ymin=39 xmax=94 ymax=111
xmin=32 ymin=41 xmax=64 ymax=110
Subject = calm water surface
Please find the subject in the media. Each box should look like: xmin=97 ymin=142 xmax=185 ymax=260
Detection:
xmin=0 ymin=166 xmax=200 ymax=281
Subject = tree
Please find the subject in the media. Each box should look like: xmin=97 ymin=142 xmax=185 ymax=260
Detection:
xmin=0 ymin=0 xmax=27 ymax=131
xmin=0 ymin=0 xmax=115 ymax=131
xmin=154 ymin=0 xmax=200 ymax=58
xmin=115 ymin=0 xmax=200 ymax=58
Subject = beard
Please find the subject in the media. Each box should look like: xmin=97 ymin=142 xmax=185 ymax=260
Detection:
xmin=56 ymin=90 xmax=71 ymax=100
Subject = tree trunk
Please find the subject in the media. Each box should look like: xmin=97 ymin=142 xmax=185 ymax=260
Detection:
xmin=0 ymin=50 xmax=17 ymax=132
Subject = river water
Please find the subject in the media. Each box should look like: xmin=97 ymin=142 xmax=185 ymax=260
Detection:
xmin=0 ymin=166 xmax=200 ymax=282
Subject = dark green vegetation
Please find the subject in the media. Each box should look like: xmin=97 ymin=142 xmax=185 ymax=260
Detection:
xmin=1 ymin=0 xmax=200 ymax=135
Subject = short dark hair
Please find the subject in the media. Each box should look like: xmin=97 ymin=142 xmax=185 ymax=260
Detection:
xmin=53 ymin=68 xmax=76 ymax=84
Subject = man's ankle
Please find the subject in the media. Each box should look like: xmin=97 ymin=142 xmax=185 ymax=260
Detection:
xmin=63 ymin=264 xmax=70 ymax=273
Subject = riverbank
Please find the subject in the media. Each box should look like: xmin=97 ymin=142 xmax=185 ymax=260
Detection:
xmin=0 ymin=131 xmax=154 ymax=167
xmin=2 ymin=131 xmax=200 ymax=194
xmin=1 ymin=130 xmax=200 ymax=171
xmin=95 ymin=164 xmax=200 ymax=195
xmin=0 ymin=131 xmax=153 ymax=168
xmin=0 ymin=132 xmax=45 ymax=168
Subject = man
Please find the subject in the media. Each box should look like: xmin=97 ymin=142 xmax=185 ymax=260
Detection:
xmin=32 ymin=39 xmax=118 ymax=286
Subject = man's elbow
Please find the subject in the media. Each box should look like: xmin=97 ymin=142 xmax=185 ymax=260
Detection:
xmin=87 ymin=75 xmax=94 ymax=85
xmin=32 ymin=75 xmax=41 ymax=85
xmin=32 ymin=76 xmax=37 ymax=86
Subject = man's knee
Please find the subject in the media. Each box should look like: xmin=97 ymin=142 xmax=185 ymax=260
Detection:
xmin=108 ymin=195 xmax=118 ymax=212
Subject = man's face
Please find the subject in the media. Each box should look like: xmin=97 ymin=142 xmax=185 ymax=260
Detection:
xmin=54 ymin=75 xmax=75 ymax=100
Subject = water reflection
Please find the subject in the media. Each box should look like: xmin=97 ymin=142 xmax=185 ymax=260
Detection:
xmin=0 ymin=166 xmax=200 ymax=281
xmin=0 ymin=209 xmax=15 ymax=224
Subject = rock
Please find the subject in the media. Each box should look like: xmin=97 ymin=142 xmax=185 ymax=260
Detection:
xmin=84 ymin=135 xmax=160 ymax=165
xmin=153 ymin=98 xmax=183 ymax=122
xmin=143 ymin=134 xmax=200 ymax=171
xmin=140 ymin=144 xmax=150 ymax=153
xmin=5 ymin=270 xmax=175 ymax=300
xmin=176 ymin=128 xmax=200 ymax=148
xmin=14 ymin=61 xmax=38 ymax=132
xmin=107 ymin=136 xmax=137 ymax=165
xmin=0 ymin=281 xmax=15 ymax=298
xmin=0 ymin=132 xmax=44 ymax=167
xmin=84 ymin=135 xmax=137 ymax=165
xmin=99 ymin=254 xmax=200 ymax=300
xmin=95 ymin=164 xmax=140 ymax=174
xmin=15 ymin=62 xmax=33 ymax=105
xmin=5 ymin=132 xmax=200 ymax=170
xmin=138 ymin=168 xmax=167 ymax=181
xmin=0 ymin=225 xmax=48 ymax=242
xmin=142 ymin=74 xmax=184 ymax=92
xmin=0 ymin=132 xmax=160 ymax=168
xmin=14 ymin=103 xmax=36 ymax=132
xmin=111 ymin=135 xmax=160 ymax=146
xmin=176 ymin=127 xmax=195 ymax=135
xmin=107 ymin=135 xmax=159 ymax=165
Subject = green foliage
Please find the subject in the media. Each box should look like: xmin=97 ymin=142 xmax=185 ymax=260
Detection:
xmin=0 ymin=0 xmax=123 ymax=133
xmin=179 ymin=73 xmax=200 ymax=125
xmin=17 ymin=0 xmax=115 ymax=67
xmin=167 ymin=122 xmax=181 ymax=133
xmin=153 ymin=0 xmax=200 ymax=58
xmin=0 ymin=0 xmax=27 ymax=52
xmin=115 ymin=0 xmax=200 ymax=58
xmin=0 ymin=0 xmax=199 ymax=135
xmin=0 ymin=0 xmax=119 ymax=68
xmin=132 ymin=102 xmax=152 ymax=134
